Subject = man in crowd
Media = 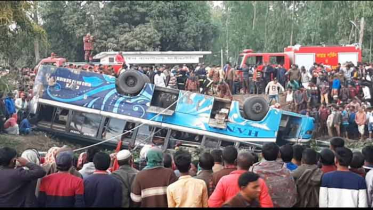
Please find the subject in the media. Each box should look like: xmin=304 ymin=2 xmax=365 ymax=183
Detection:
xmin=355 ymin=107 xmax=367 ymax=141
xmin=292 ymin=144 xmax=305 ymax=167
xmin=280 ymin=144 xmax=298 ymax=171
xmin=250 ymin=142 xmax=297 ymax=207
xmin=167 ymin=151 xmax=208 ymax=207
xmin=265 ymin=78 xmax=285 ymax=105
xmin=319 ymin=147 xmax=368 ymax=207
xmin=195 ymin=152 xmax=214 ymax=195
xmin=329 ymin=137 xmax=345 ymax=153
xmin=208 ymin=151 xmax=273 ymax=207
xmin=79 ymin=147 xmax=100 ymax=179
xmin=163 ymin=153 xmax=173 ymax=169
xmin=0 ymin=92 xmax=6 ymax=133
xmin=364 ymin=146 xmax=373 ymax=206
xmin=0 ymin=147 xmax=46 ymax=207
xmin=38 ymin=151 xmax=85 ymax=207
xmin=4 ymin=92 xmax=15 ymax=119
xmin=211 ymin=149 xmax=223 ymax=173
xmin=209 ymin=146 xmax=237 ymax=194
xmin=15 ymin=92 xmax=28 ymax=118
xmin=291 ymin=148 xmax=323 ymax=207
xmin=131 ymin=148 xmax=177 ymax=207
xmin=319 ymin=148 xmax=337 ymax=173
xmin=111 ymin=149 xmax=139 ymax=207
xmin=84 ymin=152 xmax=122 ymax=207
xmin=222 ymin=172 xmax=261 ymax=207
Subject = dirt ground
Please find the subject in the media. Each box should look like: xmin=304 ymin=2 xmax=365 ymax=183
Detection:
xmin=0 ymin=131 xmax=88 ymax=153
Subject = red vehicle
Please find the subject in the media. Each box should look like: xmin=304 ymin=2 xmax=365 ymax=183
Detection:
xmin=34 ymin=53 xmax=123 ymax=74
xmin=238 ymin=45 xmax=362 ymax=70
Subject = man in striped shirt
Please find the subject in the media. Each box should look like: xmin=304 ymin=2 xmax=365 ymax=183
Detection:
xmin=319 ymin=147 xmax=368 ymax=207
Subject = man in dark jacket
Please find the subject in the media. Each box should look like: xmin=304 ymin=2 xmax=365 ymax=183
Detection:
xmin=84 ymin=152 xmax=122 ymax=207
xmin=291 ymin=149 xmax=323 ymax=207
xmin=195 ymin=152 xmax=214 ymax=196
xmin=0 ymin=147 xmax=46 ymax=207
xmin=0 ymin=92 xmax=6 ymax=133
xmin=111 ymin=150 xmax=139 ymax=207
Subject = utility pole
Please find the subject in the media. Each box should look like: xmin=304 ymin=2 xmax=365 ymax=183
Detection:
xmin=358 ymin=17 xmax=365 ymax=49
xmin=221 ymin=48 xmax=224 ymax=68
xmin=33 ymin=1 xmax=40 ymax=64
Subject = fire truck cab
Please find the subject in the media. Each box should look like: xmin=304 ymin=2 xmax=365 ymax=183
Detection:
xmin=238 ymin=45 xmax=362 ymax=70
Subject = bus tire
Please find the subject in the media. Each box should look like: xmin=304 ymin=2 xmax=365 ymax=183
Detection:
xmin=116 ymin=70 xmax=146 ymax=95
xmin=242 ymin=96 xmax=269 ymax=121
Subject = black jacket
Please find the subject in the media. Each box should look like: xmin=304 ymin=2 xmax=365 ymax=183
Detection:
xmin=0 ymin=163 xmax=46 ymax=207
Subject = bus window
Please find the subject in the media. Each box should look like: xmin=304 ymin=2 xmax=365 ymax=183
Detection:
xmin=203 ymin=137 xmax=220 ymax=149
xmin=69 ymin=111 xmax=102 ymax=138
xmin=52 ymin=108 xmax=69 ymax=131
xmin=137 ymin=125 xmax=168 ymax=146
xmin=220 ymin=140 xmax=234 ymax=148
xmin=167 ymin=130 xmax=203 ymax=149
xmin=101 ymin=118 xmax=127 ymax=141
xmin=37 ymin=104 xmax=55 ymax=128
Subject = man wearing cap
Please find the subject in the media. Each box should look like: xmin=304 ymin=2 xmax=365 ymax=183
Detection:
xmin=38 ymin=151 xmax=85 ymax=207
xmin=131 ymin=148 xmax=178 ymax=207
xmin=111 ymin=150 xmax=139 ymax=207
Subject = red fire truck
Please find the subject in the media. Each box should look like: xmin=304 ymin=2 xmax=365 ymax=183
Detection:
xmin=237 ymin=44 xmax=362 ymax=70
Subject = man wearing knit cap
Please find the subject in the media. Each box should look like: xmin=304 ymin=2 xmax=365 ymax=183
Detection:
xmin=131 ymin=148 xmax=178 ymax=207
xmin=111 ymin=150 xmax=138 ymax=207
xmin=38 ymin=152 xmax=85 ymax=207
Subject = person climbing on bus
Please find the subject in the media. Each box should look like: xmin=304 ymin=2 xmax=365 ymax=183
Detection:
xmin=265 ymin=78 xmax=284 ymax=105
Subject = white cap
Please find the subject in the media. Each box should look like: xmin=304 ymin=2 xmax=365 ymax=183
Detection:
xmin=117 ymin=150 xmax=131 ymax=161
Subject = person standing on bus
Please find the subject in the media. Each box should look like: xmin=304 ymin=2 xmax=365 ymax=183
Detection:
xmin=83 ymin=33 xmax=94 ymax=63
xmin=115 ymin=52 xmax=125 ymax=65
xmin=265 ymin=78 xmax=284 ymax=105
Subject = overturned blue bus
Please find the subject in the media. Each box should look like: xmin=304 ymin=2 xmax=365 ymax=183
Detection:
xmin=30 ymin=65 xmax=314 ymax=151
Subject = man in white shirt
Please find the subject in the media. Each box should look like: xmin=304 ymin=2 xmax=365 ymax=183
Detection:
xmin=265 ymin=78 xmax=284 ymax=105
xmin=300 ymin=67 xmax=312 ymax=89
xmin=154 ymin=70 xmax=166 ymax=87
xmin=15 ymin=92 xmax=28 ymax=114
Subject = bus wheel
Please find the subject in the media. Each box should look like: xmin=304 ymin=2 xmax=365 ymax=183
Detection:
xmin=116 ymin=70 xmax=146 ymax=95
xmin=242 ymin=96 xmax=269 ymax=121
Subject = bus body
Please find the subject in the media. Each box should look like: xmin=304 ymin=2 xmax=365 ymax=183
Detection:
xmin=31 ymin=65 xmax=314 ymax=151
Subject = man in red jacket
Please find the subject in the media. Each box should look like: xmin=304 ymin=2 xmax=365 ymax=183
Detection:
xmin=83 ymin=33 xmax=95 ymax=63
xmin=208 ymin=151 xmax=273 ymax=207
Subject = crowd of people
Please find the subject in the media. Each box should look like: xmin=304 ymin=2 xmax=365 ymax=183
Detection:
xmin=0 ymin=67 xmax=35 ymax=135
xmin=0 ymin=137 xmax=373 ymax=207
